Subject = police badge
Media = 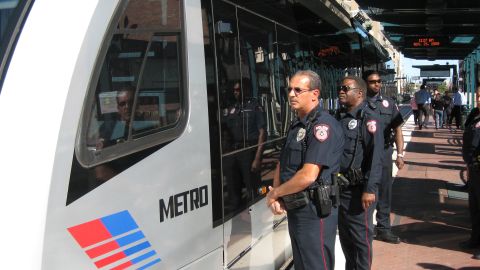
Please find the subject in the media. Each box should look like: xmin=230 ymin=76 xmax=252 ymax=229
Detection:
xmin=296 ymin=128 xmax=306 ymax=141
xmin=348 ymin=119 xmax=358 ymax=130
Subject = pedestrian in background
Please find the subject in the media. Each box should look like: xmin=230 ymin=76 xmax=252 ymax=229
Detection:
xmin=443 ymin=90 xmax=453 ymax=129
xmin=411 ymin=94 xmax=419 ymax=125
xmin=452 ymin=87 xmax=466 ymax=130
xmin=432 ymin=92 xmax=445 ymax=129
xmin=415 ymin=84 xmax=431 ymax=130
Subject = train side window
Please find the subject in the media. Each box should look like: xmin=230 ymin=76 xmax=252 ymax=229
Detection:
xmin=77 ymin=0 xmax=185 ymax=168
xmin=133 ymin=35 xmax=181 ymax=137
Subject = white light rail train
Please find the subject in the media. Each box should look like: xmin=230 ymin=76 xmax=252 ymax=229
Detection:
xmin=0 ymin=0 xmax=378 ymax=269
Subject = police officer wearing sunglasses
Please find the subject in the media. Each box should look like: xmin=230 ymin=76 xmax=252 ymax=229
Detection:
xmin=363 ymin=70 xmax=405 ymax=244
xmin=335 ymin=76 xmax=384 ymax=270
xmin=266 ymin=70 xmax=344 ymax=270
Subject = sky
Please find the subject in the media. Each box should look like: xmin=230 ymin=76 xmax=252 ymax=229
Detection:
xmin=401 ymin=57 xmax=459 ymax=82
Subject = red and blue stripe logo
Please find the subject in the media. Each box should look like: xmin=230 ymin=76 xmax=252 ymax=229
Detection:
xmin=67 ymin=210 xmax=161 ymax=269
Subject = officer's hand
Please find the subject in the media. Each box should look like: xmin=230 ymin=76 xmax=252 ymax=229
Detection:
xmin=270 ymin=200 xmax=286 ymax=215
xmin=361 ymin=192 xmax=376 ymax=210
xmin=395 ymin=157 xmax=405 ymax=170
xmin=266 ymin=186 xmax=278 ymax=208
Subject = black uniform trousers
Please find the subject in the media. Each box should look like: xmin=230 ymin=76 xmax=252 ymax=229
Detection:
xmin=468 ymin=165 xmax=480 ymax=245
xmin=451 ymin=105 xmax=462 ymax=129
xmin=339 ymin=185 xmax=375 ymax=270
xmin=375 ymin=146 xmax=394 ymax=231
xmin=287 ymin=201 xmax=338 ymax=270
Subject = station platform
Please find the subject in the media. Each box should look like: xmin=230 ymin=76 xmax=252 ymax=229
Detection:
xmin=371 ymin=115 xmax=480 ymax=270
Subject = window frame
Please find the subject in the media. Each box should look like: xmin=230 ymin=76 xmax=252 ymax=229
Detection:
xmin=75 ymin=0 xmax=188 ymax=168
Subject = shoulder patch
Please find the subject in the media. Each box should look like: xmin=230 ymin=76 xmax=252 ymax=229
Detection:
xmin=475 ymin=121 xmax=480 ymax=129
xmin=382 ymin=100 xmax=389 ymax=108
xmin=366 ymin=120 xmax=377 ymax=134
xmin=314 ymin=124 xmax=330 ymax=142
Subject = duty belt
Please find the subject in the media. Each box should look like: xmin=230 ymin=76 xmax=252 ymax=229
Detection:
xmin=281 ymin=184 xmax=338 ymax=211
xmin=336 ymin=169 xmax=364 ymax=188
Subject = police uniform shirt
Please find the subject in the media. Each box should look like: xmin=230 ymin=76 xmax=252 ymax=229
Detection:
xmin=337 ymin=102 xmax=384 ymax=193
xmin=225 ymin=98 xmax=266 ymax=143
xmin=368 ymin=95 xmax=403 ymax=147
xmin=463 ymin=108 xmax=480 ymax=164
xmin=280 ymin=107 xmax=345 ymax=185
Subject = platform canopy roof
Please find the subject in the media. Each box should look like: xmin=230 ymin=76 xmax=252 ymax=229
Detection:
xmin=355 ymin=0 xmax=480 ymax=60
xmin=227 ymin=0 xmax=390 ymax=68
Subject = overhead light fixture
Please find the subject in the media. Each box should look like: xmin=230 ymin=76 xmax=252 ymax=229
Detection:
xmin=451 ymin=36 xmax=474 ymax=44
xmin=390 ymin=36 xmax=402 ymax=42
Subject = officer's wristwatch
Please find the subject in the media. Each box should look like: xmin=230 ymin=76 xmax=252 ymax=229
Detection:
xmin=397 ymin=153 xmax=404 ymax=159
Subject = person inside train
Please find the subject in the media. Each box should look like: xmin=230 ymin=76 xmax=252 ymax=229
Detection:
xmin=222 ymin=79 xmax=266 ymax=213
xmin=96 ymin=85 xmax=135 ymax=149
xmin=94 ymin=85 xmax=136 ymax=182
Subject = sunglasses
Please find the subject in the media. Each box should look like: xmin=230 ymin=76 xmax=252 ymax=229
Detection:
xmin=367 ymin=79 xmax=382 ymax=84
xmin=118 ymin=101 xmax=131 ymax=107
xmin=338 ymin=85 xmax=360 ymax=93
xmin=287 ymin=86 xmax=311 ymax=96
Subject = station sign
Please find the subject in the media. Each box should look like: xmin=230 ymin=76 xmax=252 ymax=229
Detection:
xmin=404 ymin=37 xmax=448 ymax=48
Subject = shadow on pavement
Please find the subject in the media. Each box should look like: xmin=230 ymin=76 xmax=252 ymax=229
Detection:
xmin=418 ymin=263 xmax=480 ymax=270
xmin=389 ymin=177 xmax=471 ymax=252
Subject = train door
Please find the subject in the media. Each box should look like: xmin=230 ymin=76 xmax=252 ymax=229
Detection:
xmin=41 ymin=0 xmax=223 ymax=269
xmin=204 ymin=1 xmax=293 ymax=268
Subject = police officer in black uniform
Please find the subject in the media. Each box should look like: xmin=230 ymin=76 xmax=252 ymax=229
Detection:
xmin=363 ymin=70 xmax=405 ymax=244
xmin=335 ymin=76 xmax=384 ymax=270
xmin=223 ymin=79 xmax=266 ymax=212
xmin=266 ymin=70 xmax=344 ymax=270
xmin=460 ymin=87 xmax=480 ymax=259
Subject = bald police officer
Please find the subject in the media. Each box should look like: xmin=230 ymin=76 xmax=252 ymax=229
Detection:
xmin=461 ymin=87 xmax=480 ymax=259
xmin=336 ymin=76 xmax=384 ymax=270
xmin=363 ymin=70 xmax=405 ymax=244
xmin=267 ymin=70 xmax=344 ymax=270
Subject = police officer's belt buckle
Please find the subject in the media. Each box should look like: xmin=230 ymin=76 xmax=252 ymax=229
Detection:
xmin=282 ymin=192 xmax=309 ymax=210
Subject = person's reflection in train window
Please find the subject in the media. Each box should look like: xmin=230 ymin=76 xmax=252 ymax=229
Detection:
xmin=222 ymin=79 xmax=266 ymax=214
xmin=96 ymin=86 xmax=135 ymax=149
xmin=94 ymin=85 xmax=135 ymax=182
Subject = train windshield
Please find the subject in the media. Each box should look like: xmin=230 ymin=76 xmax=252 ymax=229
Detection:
xmin=0 ymin=0 xmax=33 ymax=93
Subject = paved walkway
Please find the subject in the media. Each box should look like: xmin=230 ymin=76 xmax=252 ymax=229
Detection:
xmin=372 ymin=115 xmax=480 ymax=270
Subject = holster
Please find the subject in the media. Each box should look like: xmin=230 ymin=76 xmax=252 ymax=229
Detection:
xmin=311 ymin=185 xmax=333 ymax=217
xmin=344 ymin=168 xmax=364 ymax=186
xmin=281 ymin=191 xmax=309 ymax=210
